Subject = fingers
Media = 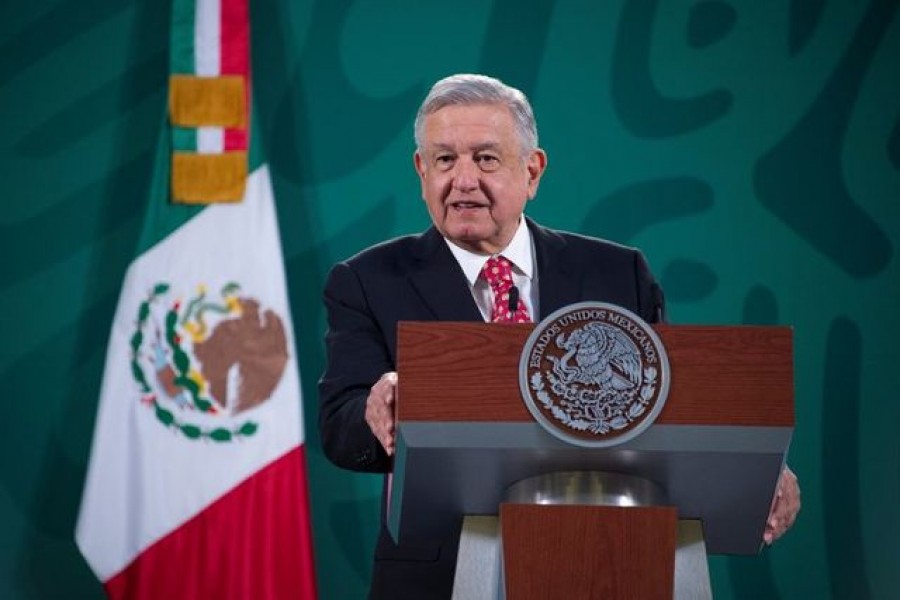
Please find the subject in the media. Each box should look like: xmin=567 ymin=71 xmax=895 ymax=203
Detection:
xmin=764 ymin=465 xmax=801 ymax=545
xmin=778 ymin=466 xmax=801 ymax=529
xmin=365 ymin=371 xmax=398 ymax=456
xmin=763 ymin=495 xmax=781 ymax=545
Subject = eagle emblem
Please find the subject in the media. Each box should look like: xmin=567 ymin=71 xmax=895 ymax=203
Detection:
xmin=129 ymin=281 xmax=288 ymax=442
xmin=519 ymin=302 xmax=670 ymax=447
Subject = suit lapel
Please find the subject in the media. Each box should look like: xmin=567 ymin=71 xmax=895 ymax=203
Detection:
xmin=407 ymin=227 xmax=483 ymax=321
xmin=529 ymin=218 xmax=583 ymax=319
xmin=405 ymin=220 xmax=585 ymax=322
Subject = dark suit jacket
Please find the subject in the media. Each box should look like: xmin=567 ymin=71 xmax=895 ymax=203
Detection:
xmin=318 ymin=218 xmax=663 ymax=599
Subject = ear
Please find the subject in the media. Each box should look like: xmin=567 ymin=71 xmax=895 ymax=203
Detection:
xmin=413 ymin=151 xmax=427 ymax=197
xmin=525 ymin=149 xmax=547 ymax=199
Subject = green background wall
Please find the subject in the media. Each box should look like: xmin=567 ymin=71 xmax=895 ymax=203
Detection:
xmin=2 ymin=1 xmax=898 ymax=598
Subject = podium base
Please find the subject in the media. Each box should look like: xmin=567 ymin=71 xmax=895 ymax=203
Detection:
xmin=452 ymin=516 xmax=711 ymax=600
xmin=452 ymin=516 xmax=503 ymax=600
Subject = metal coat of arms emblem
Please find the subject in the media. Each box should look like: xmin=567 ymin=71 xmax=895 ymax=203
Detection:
xmin=519 ymin=302 xmax=670 ymax=447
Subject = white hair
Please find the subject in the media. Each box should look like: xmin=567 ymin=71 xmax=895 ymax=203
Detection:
xmin=414 ymin=74 xmax=538 ymax=156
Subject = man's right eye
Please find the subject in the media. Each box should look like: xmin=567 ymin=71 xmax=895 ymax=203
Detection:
xmin=435 ymin=155 xmax=455 ymax=169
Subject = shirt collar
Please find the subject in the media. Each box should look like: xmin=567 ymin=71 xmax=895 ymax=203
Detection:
xmin=444 ymin=217 xmax=534 ymax=286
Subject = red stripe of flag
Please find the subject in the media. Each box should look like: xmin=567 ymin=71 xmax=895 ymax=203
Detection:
xmin=105 ymin=447 xmax=317 ymax=600
xmin=221 ymin=0 xmax=248 ymax=151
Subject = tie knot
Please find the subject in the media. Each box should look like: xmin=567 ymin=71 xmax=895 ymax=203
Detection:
xmin=481 ymin=255 xmax=531 ymax=323
xmin=481 ymin=255 xmax=514 ymax=291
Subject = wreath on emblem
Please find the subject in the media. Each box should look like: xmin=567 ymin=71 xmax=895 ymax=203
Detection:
xmin=130 ymin=282 xmax=259 ymax=442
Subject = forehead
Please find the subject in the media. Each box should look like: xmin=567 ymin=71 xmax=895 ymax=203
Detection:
xmin=421 ymin=103 xmax=518 ymax=148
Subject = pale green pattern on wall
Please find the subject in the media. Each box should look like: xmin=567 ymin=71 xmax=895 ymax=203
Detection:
xmin=1 ymin=1 xmax=898 ymax=599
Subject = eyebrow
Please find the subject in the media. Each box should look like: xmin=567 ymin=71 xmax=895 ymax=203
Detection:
xmin=428 ymin=142 xmax=502 ymax=153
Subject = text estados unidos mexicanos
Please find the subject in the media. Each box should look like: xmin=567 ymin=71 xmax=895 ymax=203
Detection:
xmin=528 ymin=309 xmax=658 ymax=368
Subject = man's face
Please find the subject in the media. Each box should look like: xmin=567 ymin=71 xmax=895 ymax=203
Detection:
xmin=414 ymin=103 xmax=547 ymax=255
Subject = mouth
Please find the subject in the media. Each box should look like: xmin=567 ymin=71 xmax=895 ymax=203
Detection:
xmin=449 ymin=201 xmax=488 ymax=211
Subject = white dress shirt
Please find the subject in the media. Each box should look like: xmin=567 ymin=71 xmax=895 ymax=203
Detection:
xmin=444 ymin=217 xmax=539 ymax=322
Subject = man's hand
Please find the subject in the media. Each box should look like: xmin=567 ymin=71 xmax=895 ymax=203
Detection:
xmin=764 ymin=465 xmax=800 ymax=544
xmin=365 ymin=372 xmax=398 ymax=456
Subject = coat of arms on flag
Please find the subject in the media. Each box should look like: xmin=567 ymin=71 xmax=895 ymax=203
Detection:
xmin=130 ymin=281 xmax=290 ymax=441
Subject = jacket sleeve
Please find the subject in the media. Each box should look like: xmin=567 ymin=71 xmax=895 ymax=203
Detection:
xmin=318 ymin=261 xmax=394 ymax=473
xmin=633 ymin=249 xmax=666 ymax=324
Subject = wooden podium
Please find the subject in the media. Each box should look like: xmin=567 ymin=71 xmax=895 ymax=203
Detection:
xmin=390 ymin=322 xmax=794 ymax=599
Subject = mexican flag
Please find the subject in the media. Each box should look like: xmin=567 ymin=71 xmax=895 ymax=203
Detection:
xmin=75 ymin=0 xmax=317 ymax=598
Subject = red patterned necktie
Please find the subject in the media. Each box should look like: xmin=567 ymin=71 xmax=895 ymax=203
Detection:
xmin=481 ymin=255 xmax=531 ymax=323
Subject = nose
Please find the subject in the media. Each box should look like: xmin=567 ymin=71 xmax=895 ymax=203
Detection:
xmin=451 ymin=158 xmax=479 ymax=193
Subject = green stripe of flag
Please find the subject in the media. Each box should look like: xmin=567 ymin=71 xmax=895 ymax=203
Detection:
xmin=170 ymin=0 xmax=196 ymax=74
xmin=171 ymin=127 xmax=198 ymax=152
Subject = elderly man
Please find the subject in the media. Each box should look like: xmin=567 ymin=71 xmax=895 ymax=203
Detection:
xmin=319 ymin=74 xmax=800 ymax=599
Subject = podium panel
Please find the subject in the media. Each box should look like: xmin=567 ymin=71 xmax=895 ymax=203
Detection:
xmin=501 ymin=504 xmax=677 ymax=600
xmin=390 ymin=322 xmax=793 ymax=556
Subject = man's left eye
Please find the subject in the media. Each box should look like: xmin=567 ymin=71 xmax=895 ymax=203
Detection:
xmin=476 ymin=155 xmax=500 ymax=171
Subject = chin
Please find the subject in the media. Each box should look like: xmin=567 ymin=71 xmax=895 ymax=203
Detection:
xmin=451 ymin=226 xmax=488 ymax=242
xmin=443 ymin=220 xmax=500 ymax=248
